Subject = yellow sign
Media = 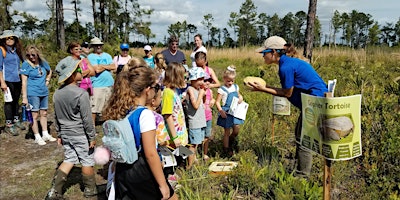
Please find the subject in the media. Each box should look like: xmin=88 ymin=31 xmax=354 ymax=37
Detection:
xmin=300 ymin=93 xmax=362 ymax=161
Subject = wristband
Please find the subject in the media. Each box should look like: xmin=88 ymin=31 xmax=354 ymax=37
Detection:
xmin=172 ymin=135 xmax=179 ymax=141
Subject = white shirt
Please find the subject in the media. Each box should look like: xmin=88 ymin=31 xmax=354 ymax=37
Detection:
xmin=217 ymin=84 xmax=239 ymax=106
xmin=190 ymin=46 xmax=207 ymax=68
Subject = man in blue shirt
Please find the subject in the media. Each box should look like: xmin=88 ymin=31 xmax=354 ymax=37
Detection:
xmin=161 ymin=35 xmax=186 ymax=65
xmin=249 ymin=36 xmax=328 ymax=178
xmin=87 ymin=37 xmax=115 ymax=126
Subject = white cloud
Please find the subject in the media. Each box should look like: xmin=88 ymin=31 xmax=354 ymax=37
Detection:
xmin=10 ymin=0 xmax=400 ymax=43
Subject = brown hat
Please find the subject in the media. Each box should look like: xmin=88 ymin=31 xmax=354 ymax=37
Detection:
xmin=255 ymin=36 xmax=287 ymax=53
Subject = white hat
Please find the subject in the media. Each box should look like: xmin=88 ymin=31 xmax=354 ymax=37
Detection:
xmin=188 ymin=67 xmax=205 ymax=81
xmin=255 ymin=36 xmax=287 ymax=53
xmin=0 ymin=30 xmax=18 ymax=39
xmin=90 ymin=37 xmax=104 ymax=45
xmin=144 ymin=45 xmax=152 ymax=51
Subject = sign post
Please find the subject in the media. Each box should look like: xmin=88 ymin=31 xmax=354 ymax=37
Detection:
xmin=323 ymin=92 xmax=333 ymax=200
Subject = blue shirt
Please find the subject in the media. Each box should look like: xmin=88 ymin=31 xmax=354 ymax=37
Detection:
xmin=161 ymin=49 xmax=186 ymax=65
xmin=278 ymin=55 xmax=328 ymax=109
xmin=20 ymin=61 xmax=51 ymax=96
xmin=143 ymin=56 xmax=155 ymax=69
xmin=0 ymin=46 xmax=21 ymax=82
xmin=88 ymin=53 xmax=114 ymax=87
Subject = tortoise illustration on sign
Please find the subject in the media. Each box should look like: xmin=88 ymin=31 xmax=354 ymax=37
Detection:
xmin=319 ymin=115 xmax=354 ymax=142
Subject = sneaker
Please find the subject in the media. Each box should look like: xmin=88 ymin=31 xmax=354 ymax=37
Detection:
xmin=35 ymin=137 xmax=47 ymax=145
xmin=5 ymin=125 xmax=19 ymax=136
xmin=14 ymin=121 xmax=26 ymax=130
xmin=42 ymin=134 xmax=57 ymax=142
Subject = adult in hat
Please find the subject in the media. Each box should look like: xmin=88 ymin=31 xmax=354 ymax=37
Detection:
xmin=113 ymin=43 xmax=131 ymax=74
xmin=87 ymin=37 xmax=115 ymax=127
xmin=143 ymin=44 xmax=155 ymax=69
xmin=46 ymin=56 xmax=97 ymax=199
xmin=0 ymin=30 xmax=26 ymax=136
xmin=249 ymin=35 xmax=328 ymax=178
xmin=161 ymin=35 xmax=186 ymax=65
xmin=20 ymin=45 xmax=56 ymax=145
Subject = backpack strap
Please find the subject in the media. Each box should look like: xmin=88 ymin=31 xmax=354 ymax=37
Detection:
xmin=128 ymin=107 xmax=147 ymax=150
xmin=0 ymin=46 xmax=6 ymax=58
xmin=220 ymin=85 xmax=229 ymax=93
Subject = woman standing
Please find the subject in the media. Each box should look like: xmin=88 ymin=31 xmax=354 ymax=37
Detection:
xmin=190 ymin=34 xmax=207 ymax=68
xmin=114 ymin=43 xmax=132 ymax=74
xmin=21 ymin=45 xmax=56 ymax=145
xmin=68 ymin=42 xmax=95 ymax=95
xmin=0 ymin=30 xmax=25 ymax=136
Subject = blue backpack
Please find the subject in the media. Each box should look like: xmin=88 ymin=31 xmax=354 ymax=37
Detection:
xmin=102 ymin=107 xmax=146 ymax=164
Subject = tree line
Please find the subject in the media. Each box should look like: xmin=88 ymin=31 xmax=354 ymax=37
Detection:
xmin=1 ymin=0 xmax=399 ymax=50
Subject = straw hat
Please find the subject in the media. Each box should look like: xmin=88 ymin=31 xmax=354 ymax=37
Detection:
xmin=0 ymin=30 xmax=18 ymax=39
xmin=90 ymin=37 xmax=104 ymax=45
xmin=55 ymin=56 xmax=82 ymax=84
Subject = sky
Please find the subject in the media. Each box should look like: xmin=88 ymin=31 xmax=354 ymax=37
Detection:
xmin=12 ymin=0 xmax=400 ymax=43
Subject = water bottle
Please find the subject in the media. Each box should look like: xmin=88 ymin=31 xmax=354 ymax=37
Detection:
xmin=26 ymin=104 xmax=33 ymax=124
xmin=21 ymin=105 xmax=27 ymax=121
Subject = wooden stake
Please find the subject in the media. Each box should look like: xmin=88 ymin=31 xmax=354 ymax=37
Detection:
xmin=323 ymin=92 xmax=333 ymax=200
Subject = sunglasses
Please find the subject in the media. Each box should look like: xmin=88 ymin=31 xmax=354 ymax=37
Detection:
xmin=121 ymin=49 xmax=129 ymax=51
xmin=73 ymin=48 xmax=81 ymax=51
xmin=26 ymin=54 xmax=37 ymax=58
xmin=150 ymin=84 xmax=161 ymax=93
xmin=38 ymin=67 xmax=43 ymax=76
xmin=261 ymin=49 xmax=273 ymax=57
xmin=6 ymin=37 xmax=14 ymax=41
xmin=75 ymin=67 xmax=82 ymax=74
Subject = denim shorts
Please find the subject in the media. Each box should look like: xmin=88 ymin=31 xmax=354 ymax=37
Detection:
xmin=188 ymin=127 xmax=206 ymax=145
xmin=28 ymin=96 xmax=48 ymax=111
xmin=205 ymin=120 xmax=212 ymax=138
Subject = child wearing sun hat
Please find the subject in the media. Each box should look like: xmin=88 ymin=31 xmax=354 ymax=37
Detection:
xmin=45 ymin=56 xmax=97 ymax=199
xmin=185 ymin=66 xmax=207 ymax=169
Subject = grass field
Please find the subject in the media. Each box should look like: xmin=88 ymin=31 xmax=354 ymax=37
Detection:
xmin=0 ymin=46 xmax=399 ymax=199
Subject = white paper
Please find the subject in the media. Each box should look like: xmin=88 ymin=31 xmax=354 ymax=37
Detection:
xmin=4 ymin=87 xmax=12 ymax=102
xmin=328 ymin=79 xmax=337 ymax=96
xmin=159 ymin=146 xmax=178 ymax=167
xmin=108 ymin=182 xmax=115 ymax=200
xmin=172 ymin=146 xmax=193 ymax=159
xmin=228 ymin=96 xmax=248 ymax=120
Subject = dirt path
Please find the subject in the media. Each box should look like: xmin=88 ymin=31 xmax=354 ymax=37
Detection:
xmin=0 ymin=116 xmax=108 ymax=200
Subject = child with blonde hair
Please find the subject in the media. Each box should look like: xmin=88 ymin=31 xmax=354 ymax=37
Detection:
xmin=154 ymin=52 xmax=167 ymax=89
xmin=215 ymin=65 xmax=244 ymax=157
xmin=102 ymin=65 xmax=177 ymax=200
xmin=162 ymin=62 xmax=189 ymax=148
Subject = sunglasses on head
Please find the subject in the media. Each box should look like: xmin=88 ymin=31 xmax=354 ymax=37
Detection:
xmin=150 ymin=84 xmax=161 ymax=93
xmin=261 ymin=49 xmax=273 ymax=57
